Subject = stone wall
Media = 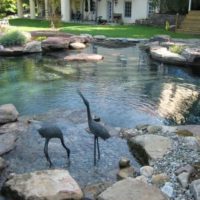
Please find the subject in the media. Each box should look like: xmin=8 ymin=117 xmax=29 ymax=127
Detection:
xmin=135 ymin=14 xmax=185 ymax=28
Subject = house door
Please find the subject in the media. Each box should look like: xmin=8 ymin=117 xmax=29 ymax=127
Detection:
xmin=107 ymin=1 xmax=112 ymax=21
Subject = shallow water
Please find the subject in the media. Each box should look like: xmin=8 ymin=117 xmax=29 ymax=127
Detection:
xmin=2 ymin=109 xmax=140 ymax=188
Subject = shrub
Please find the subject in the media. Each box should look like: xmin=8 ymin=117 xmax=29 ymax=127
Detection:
xmin=0 ymin=30 xmax=27 ymax=47
xmin=169 ymin=45 xmax=184 ymax=54
xmin=165 ymin=20 xmax=170 ymax=31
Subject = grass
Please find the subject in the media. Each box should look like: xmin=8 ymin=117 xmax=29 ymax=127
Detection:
xmin=8 ymin=18 xmax=200 ymax=39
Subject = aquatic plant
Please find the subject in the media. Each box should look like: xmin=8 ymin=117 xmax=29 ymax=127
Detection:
xmin=169 ymin=45 xmax=184 ymax=54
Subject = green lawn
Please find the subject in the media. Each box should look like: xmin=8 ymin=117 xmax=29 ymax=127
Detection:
xmin=8 ymin=18 xmax=200 ymax=39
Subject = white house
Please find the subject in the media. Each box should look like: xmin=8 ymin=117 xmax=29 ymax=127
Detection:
xmin=16 ymin=0 xmax=156 ymax=23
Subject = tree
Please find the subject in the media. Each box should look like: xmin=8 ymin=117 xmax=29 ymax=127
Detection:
xmin=152 ymin=0 xmax=189 ymax=14
xmin=0 ymin=0 xmax=17 ymax=18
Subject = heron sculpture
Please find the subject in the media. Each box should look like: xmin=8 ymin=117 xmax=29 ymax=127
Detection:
xmin=38 ymin=125 xmax=70 ymax=167
xmin=77 ymin=90 xmax=110 ymax=165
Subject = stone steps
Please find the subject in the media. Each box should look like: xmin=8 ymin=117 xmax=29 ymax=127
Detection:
xmin=176 ymin=10 xmax=200 ymax=35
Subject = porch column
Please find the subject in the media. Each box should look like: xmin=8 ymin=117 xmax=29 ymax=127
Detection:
xmin=17 ymin=0 xmax=23 ymax=18
xmin=188 ymin=0 xmax=192 ymax=11
xmin=29 ymin=0 xmax=36 ymax=19
xmin=45 ymin=0 xmax=49 ymax=19
xmin=61 ymin=0 xmax=70 ymax=22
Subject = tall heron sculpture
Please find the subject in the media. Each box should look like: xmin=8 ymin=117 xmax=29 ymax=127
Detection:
xmin=38 ymin=125 xmax=70 ymax=167
xmin=77 ymin=90 xmax=110 ymax=165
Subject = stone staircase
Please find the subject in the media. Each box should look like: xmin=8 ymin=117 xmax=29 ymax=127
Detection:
xmin=176 ymin=10 xmax=200 ymax=35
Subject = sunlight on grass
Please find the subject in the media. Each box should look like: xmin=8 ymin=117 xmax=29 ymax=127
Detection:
xmin=8 ymin=18 xmax=200 ymax=39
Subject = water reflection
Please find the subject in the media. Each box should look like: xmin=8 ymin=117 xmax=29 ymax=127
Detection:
xmin=158 ymin=83 xmax=200 ymax=124
xmin=0 ymin=44 xmax=200 ymax=126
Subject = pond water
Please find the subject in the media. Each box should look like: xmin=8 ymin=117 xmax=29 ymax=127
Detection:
xmin=0 ymin=43 xmax=200 ymax=126
xmin=0 ymin=43 xmax=200 ymax=192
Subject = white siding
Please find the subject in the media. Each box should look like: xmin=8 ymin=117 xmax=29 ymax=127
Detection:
xmin=97 ymin=0 xmax=149 ymax=23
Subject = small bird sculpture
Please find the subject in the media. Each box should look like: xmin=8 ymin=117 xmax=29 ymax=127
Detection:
xmin=77 ymin=90 xmax=110 ymax=165
xmin=38 ymin=125 xmax=70 ymax=167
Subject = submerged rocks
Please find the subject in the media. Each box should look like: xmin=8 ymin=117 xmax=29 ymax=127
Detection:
xmin=97 ymin=178 xmax=168 ymax=200
xmin=64 ymin=53 xmax=104 ymax=62
xmin=0 ymin=104 xmax=19 ymax=124
xmin=2 ymin=169 xmax=83 ymax=200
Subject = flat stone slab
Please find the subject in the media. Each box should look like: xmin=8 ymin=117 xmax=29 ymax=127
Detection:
xmin=128 ymin=134 xmax=172 ymax=164
xmin=98 ymin=178 xmax=168 ymax=200
xmin=2 ymin=169 xmax=83 ymax=200
xmin=64 ymin=53 xmax=104 ymax=62
xmin=0 ymin=133 xmax=18 ymax=156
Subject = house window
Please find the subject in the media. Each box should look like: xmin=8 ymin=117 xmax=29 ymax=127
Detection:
xmin=148 ymin=0 xmax=156 ymax=15
xmin=124 ymin=1 xmax=132 ymax=18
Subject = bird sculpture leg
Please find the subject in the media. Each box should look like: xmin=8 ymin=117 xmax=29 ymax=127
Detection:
xmin=94 ymin=136 xmax=97 ymax=166
xmin=96 ymin=137 xmax=100 ymax=160
xmin=44 ymin=138 xmax=53 ymax=167
xmin=60 ymin=136 xmax=71 ymax=159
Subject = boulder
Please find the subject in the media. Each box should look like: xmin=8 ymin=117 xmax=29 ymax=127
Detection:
xmin=69 ymin=42 xmax=86 ymax=49
xmin=117 ymin=167 xmax=135 ymax=180
xmin=152 ymin=173 xmax=169 ymax=186
xmin=0 ymin=104 xmax=19 ymax=124
xmin=119 ymin=158 xmax=130 ymax=169
xmin=23 ymin=41 xmax=42 ymax=53
xmin=177 ymin=172 xmax=190 ymax=188
xmin=161 ymin=182 xmax=174 ymax=198
xmin=128 ymin=134 xmax=172 ymax=164
xmin=41 ymin=37 xmax=70 ymax=51
xmin=0 ymin=157 xmax=7 ymax=172
xmin=140 ymin=166 xmax=154 ymax=178
xmin=97 ymin=178 xmax=168 ymax=200
xmin=190 ymin=179 xmax=200 ymax=200
xmin=181 ymin=48 xmax=200 ymax=63
xmin=0 ymin=46 xmax=24 ymax=56
xmin=0 ymin=133 xmax=18 ymax=156
xmin=2 ymin=169 xmax=83 ymax=200
xmin=150 ymin=46 xmax=187 ymax=65
xmin=69 ymin=35 xmax=93 ymax=43
xmin=149 ymin=35 xmax=171 ymax=43
xmin=64 ymin=53 xmax=103 ymax=62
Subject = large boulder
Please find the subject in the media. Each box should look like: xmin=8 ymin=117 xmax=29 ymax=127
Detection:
xmin=41 ymin=37 xmax=70 ymax=51
xmin=64 ymin=53 xmax=103 ymax=62
xmin=97 ymin=178 xmax=168 ymax=200
xmin=0 ymin=46 xmax=24 ymax=56
xmin=128 ymin=134 xmax=172 ymax=164
xmin=150 ymin=46 xmax=187 ymax=65
xmin=0 ymin=104 xmax=19 ymax=124
xmin=2 ymin=169 xmax=83 ymax=200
